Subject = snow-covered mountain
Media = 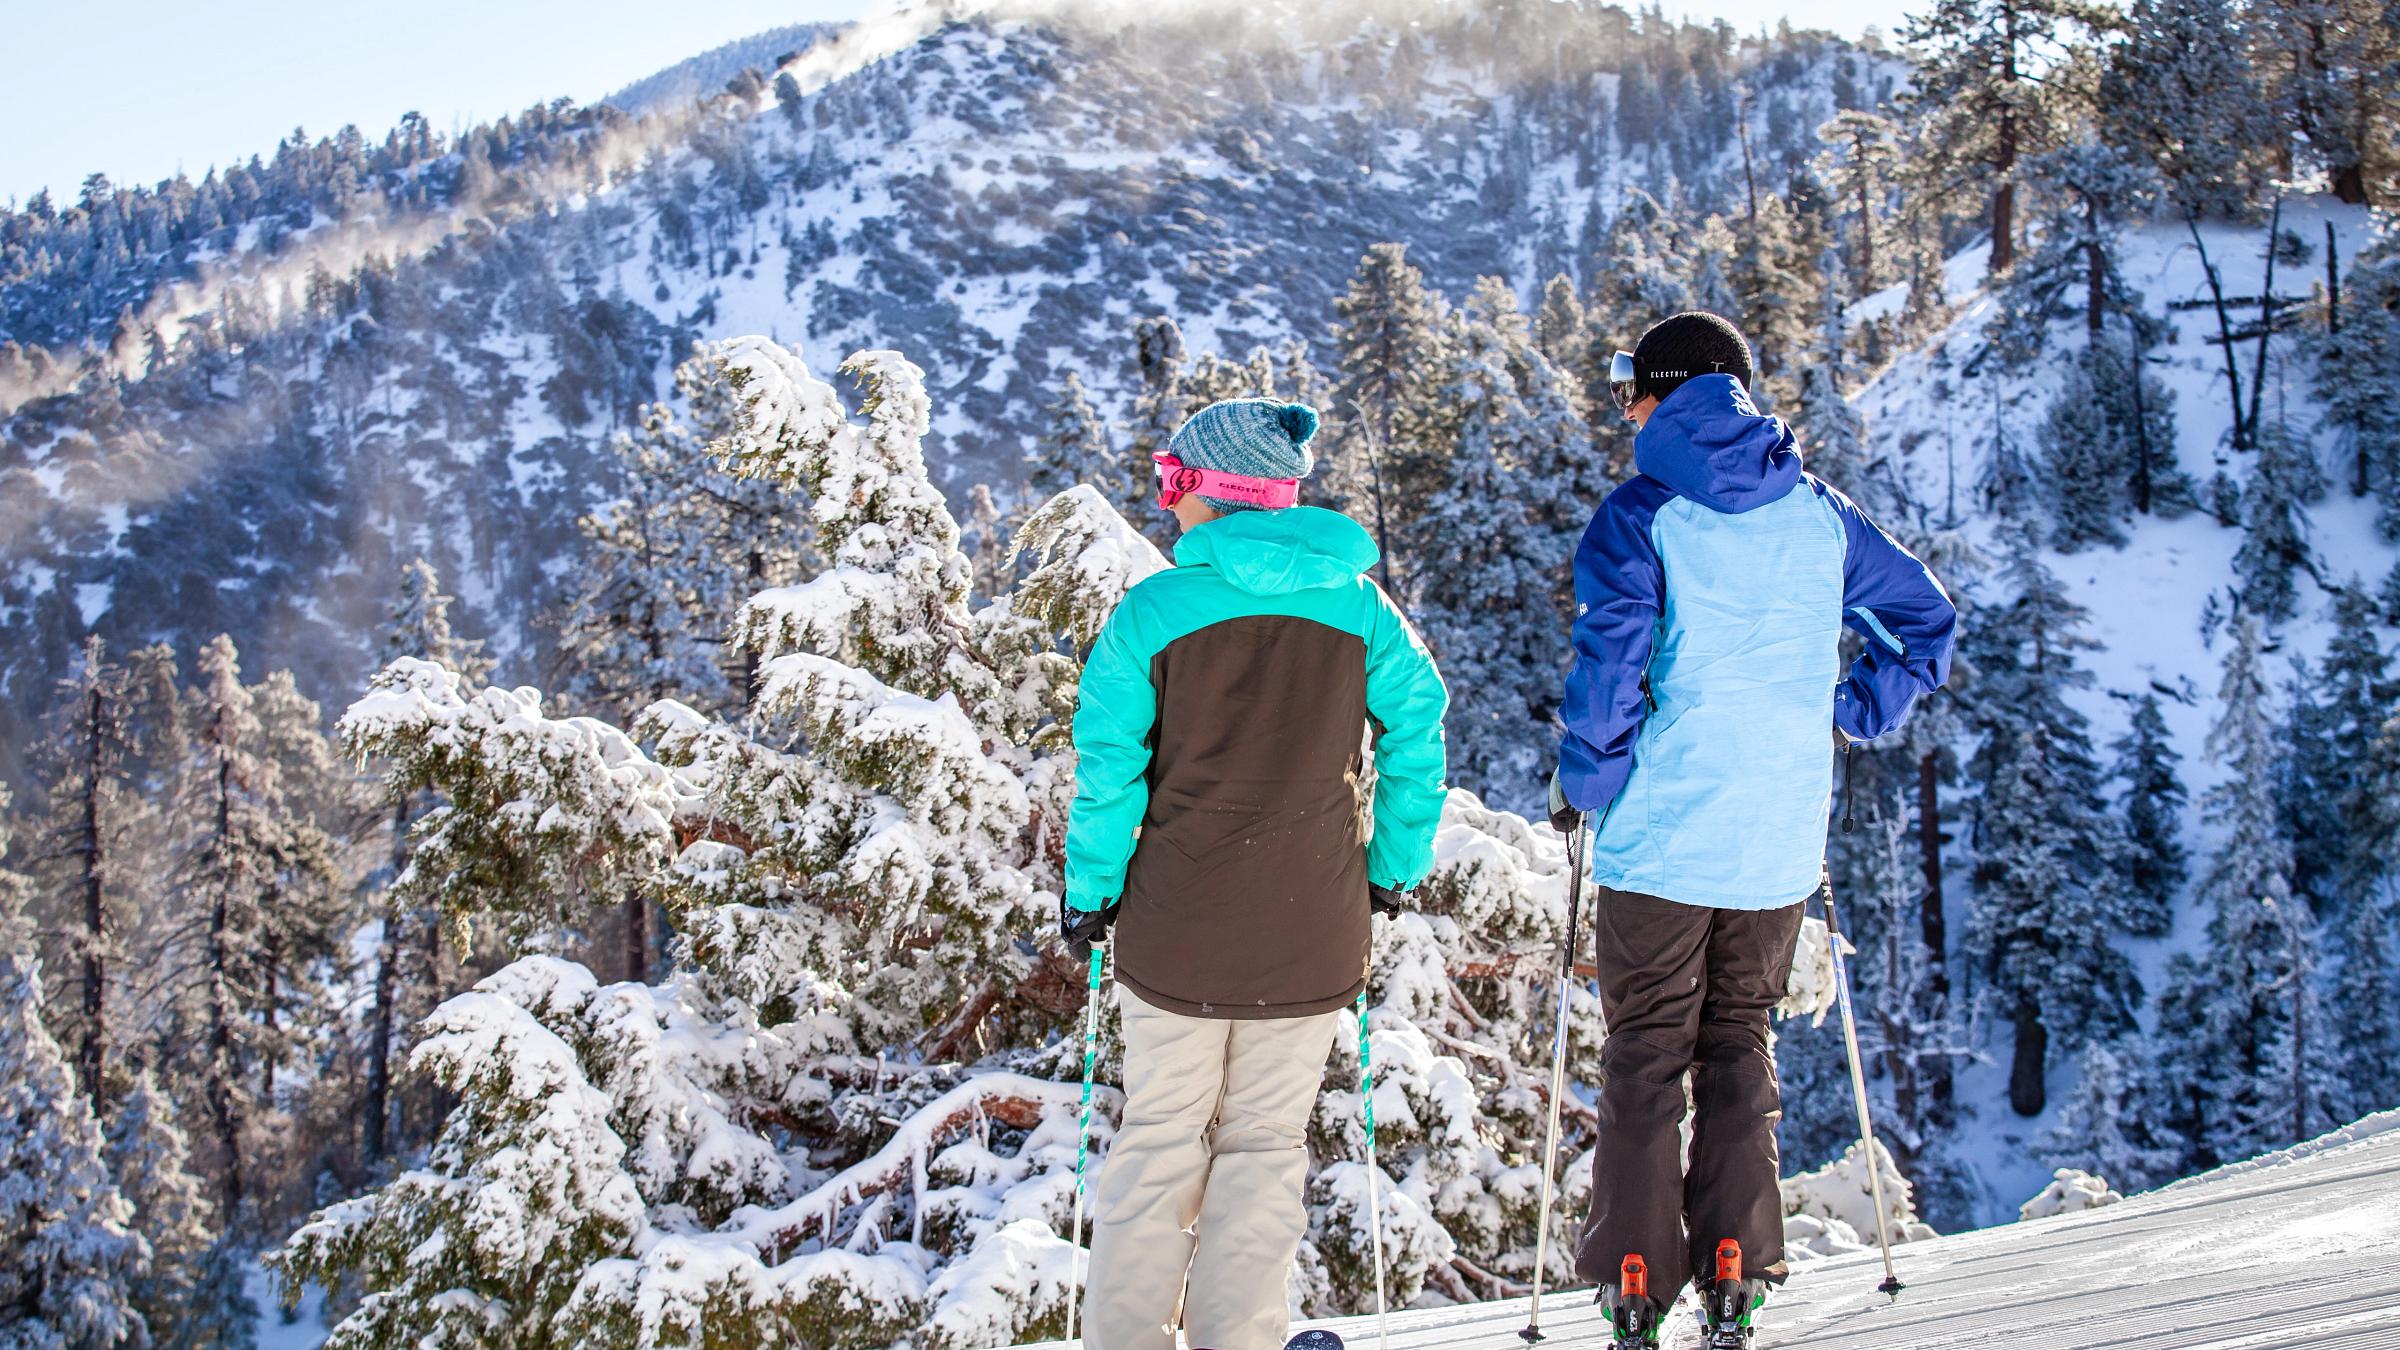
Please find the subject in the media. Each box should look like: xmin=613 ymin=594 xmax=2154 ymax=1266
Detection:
xmin=0 ymin=0 xmax=1886 ymax=778
xmin=605 ymin=23 xmax=844 ymax=114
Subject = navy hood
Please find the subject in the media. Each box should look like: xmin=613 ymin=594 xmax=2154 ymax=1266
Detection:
xmin=1632 ymin=373 xmax=1803 ymax=514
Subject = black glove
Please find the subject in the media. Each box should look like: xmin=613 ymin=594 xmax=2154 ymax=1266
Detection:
xmin=1547 ymin=769 xmax=1585 ymax=836
xmin=1060 ymin=895 xmax=1118 ymax=962
xmin=1369 ymin=884 xmax=1409 ymax=916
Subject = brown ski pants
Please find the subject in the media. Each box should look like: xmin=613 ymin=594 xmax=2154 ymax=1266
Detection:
xmin=1574 ymin=885 xmax=1804 ymax=1302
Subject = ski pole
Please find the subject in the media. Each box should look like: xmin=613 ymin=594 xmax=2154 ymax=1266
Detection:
xmin=1066 ymin=941 xmax=1104 ymax=1343
xmin=1520 ymin=818 xmax=1589 ymax=1344
xmin=1821 ymin=876 xmax=1905 ymax=1300
xmin=1359 ymin=987 xmax=1390 ymax=1350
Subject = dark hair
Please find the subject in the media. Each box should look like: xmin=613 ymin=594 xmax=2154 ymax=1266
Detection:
xmin=1632 ymin=311 xmax=1754 ymax=403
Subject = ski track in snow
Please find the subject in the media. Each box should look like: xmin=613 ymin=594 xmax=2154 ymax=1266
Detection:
xmin=1021 ymin=1112 xmax=2400 ymax=1349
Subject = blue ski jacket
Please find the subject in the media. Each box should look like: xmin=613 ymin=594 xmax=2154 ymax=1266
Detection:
xmin=1556 ymin=374 xmax=1956 ymax=910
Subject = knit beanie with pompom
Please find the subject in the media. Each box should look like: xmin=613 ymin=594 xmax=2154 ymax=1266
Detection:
xmin=1166 ymin=398 xmax=1320 ymax=513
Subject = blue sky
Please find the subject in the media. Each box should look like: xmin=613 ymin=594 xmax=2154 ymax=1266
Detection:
xmin=0 ymin=0 xmax=874 ymax=205
xmin=2 ymin=0 xmax=1919 ymax=207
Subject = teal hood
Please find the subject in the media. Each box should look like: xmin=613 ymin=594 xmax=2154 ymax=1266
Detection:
xmin=1172 ymin=506 xmax=1380 ymax=595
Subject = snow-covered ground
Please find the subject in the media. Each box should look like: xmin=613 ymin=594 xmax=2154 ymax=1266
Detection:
xmin=244 ymin=1259 xmax=325 ymax=1350
xmin=1021 ymin=1110 xmax=2400 ymax=1348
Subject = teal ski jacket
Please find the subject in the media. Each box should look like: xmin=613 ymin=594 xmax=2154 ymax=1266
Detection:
xmin=1063 ymin=506 xmax=1448 ymax=1017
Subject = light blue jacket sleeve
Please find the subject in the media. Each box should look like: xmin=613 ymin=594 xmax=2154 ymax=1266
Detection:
xmin=1063 ymin=600 xmax=1158 ymax=912
xmin=1556 ymin=480 xmax=1671 ymax=814
xmin=1823 ymin=483 xmax=1957 ymax=740
xmin=1363 ymin=584 xmax=1449 ymax=890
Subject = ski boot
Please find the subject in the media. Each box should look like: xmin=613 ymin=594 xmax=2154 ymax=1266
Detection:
xmin=1599 ymin=1254 xmax=1665 ymax=1349
xmin=1696 ymin=1239 xmax=1767 ymax=1349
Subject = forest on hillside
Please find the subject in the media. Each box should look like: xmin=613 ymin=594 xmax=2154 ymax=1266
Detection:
xmin=1 ymin=0 xmax=2396 ymax=1344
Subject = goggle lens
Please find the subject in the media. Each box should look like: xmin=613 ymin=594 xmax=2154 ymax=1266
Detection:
xmin=1608 ymin=350 xmax=1639 ymax=411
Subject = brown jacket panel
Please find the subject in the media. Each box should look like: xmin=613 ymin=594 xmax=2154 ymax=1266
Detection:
xmin=1115 ymin=614 xmax=1371 ymax=1019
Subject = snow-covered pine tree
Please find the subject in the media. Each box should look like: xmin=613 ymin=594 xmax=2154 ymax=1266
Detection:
xmin=1411 ymin=280 xmax=1590 ymax=809
xmin=1027 ymin=368 xmax=1128 ymax=522
xmin=1965 ymin=536 xmax=2139 ymax=1116
xmin=280 ymin=337 xmax=1678 ymax=1343
xmin=243 ymin=670 xmax=351 ymax=1118
xmin=961 ymin=483 xmax=1011 ymax=601
xmin=2108 ymin=692 xmax=2187 ymax=937
xmin=1179 ymin=346 xmax=1278 ymax=417
xmin=31 ymin=637 xmax=136 ymax=1106
xmin=166 ymin=634 xmax=338 ymax=1222
xmin=1840 ymin=797 xmax=1975 ymax=1225
xmin=2098 ymin=0 xmax=2274 ymax=219
xmin=2285 ymin=586 xmax=2396 ymax=913
xmin=2236 ymin=412 xmax=2328 ymax=625
xmin=2246 ymin=0 xmax=2396 ymax=207
xmin=0 ymin=949 xmax=143 ymax=1350
xmin=1276 ymin=338 xmax=1335 ymax=431
xmin=2036 ymin=1039 xmax=2182 ymax=1193
xmin=1901 ymin=0 xmax=2108 ymax=277
xmin=1857 ymin=527 xmax=1983 ymax=1171
xmin=672 ymin=349 xmax=820 ymax=701
xmin=107 ymin=1071 xmax=253 ymax=1350
xmin=1330 ymin=244 xmax=1451 ymax=584
xmin=556 ymin=402 xmax=741 ymax=722
xmin=1894 ymin=179 xmax=1955 ymax=340
xmin=1587 ymin=190 xmax=1694 ymax=365
xmin=1122 ymin=315 xmax=1190 ymax=548
xmin=2311 ymin=237 xmax=2400 ymax=530
xmin=2152 ymin=618 xmax=2340 ymax=1170
xmin=1992 ymin=142 xmax=2156 ymax=365
xmin=1727 ymin=195 xmax=1820 ymax=408
xmin=2039 ymin=344 xmax=2172 ymax=551
xmin=1817 ymin=110 xmax=1902 ymax=291
xmin=1682 ymin=218 xmax=1745 ymax=330
xmin=2035 ymin=362 xmax=2112 ymax=552
xmin=1506 ymin=303 xmax=1619 ymax=617
xmin=0 ymin=789 xmax=27 ymax=955
xmin=119 ymin=642 xmax=190 ymax=798
xmin=362 ymin=558 xmax=488 ymax=1168
xmin=2329 ymin=897 xmax=2400 ymax=1125
xmin=1533 ymin=272 xmax=1608 ymax=445
xmin=1790 ymin=245 xmax=1878 ymax=497
xmin=1533 ymin=273 xmax=1590 ymax=381
xmin=557 ymin=351 xmax=820 ymax=981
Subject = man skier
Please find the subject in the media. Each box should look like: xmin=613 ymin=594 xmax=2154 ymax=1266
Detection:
xmin=1548 ymin=312 xmax=1956 ymax=1347
xmin=1062 ymin=398 xmax=1449 ymax=1350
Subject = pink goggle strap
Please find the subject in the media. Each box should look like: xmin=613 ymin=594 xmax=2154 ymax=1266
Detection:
xmin=1153 ymin=453 xmax=1302 ymax=510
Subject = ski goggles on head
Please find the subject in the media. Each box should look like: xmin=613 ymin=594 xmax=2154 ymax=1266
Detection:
xmin=1151 ymin=451 xmax=1302 ymax=510
xmin=1608 ymin=349 xmax=1640 ymax=411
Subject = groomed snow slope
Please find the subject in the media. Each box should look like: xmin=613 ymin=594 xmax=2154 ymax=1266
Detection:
xmin=1025 ymin=1111 xmax=2400 ymax=1349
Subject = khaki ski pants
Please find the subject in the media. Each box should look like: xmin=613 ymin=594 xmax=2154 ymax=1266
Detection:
xmin=1081 ymin=986 xmax=1343 ymax=1350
